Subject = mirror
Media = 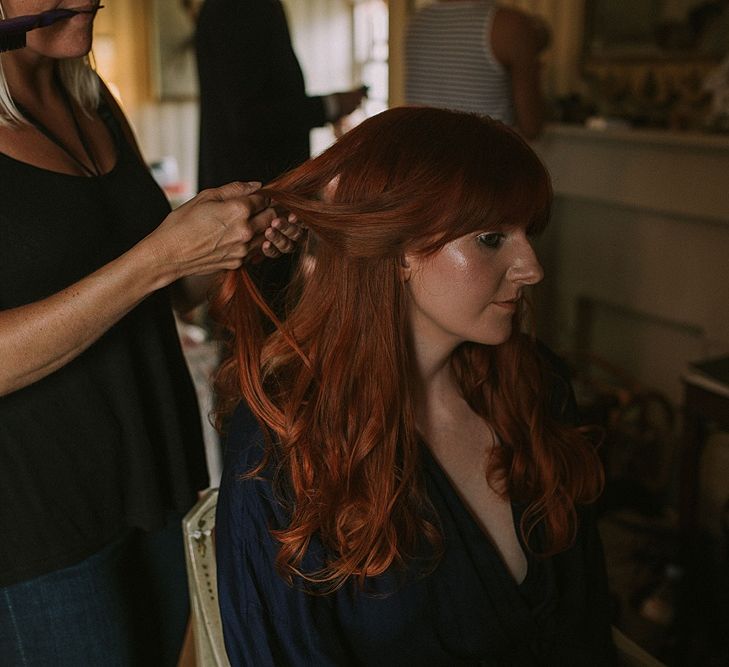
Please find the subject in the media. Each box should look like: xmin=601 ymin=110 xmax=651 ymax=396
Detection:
xmin=584 ymin=0 xmax=729 ymax=62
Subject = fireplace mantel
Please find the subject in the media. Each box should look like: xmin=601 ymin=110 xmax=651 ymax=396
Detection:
xmin=535 ymin=124 xmax=729 ymax=225
xmin=531 ymin=124 xmax=729 ymax=403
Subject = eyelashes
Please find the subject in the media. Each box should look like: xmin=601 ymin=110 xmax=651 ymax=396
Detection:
xmin=476 ymin=232 xmax=505 ymax=249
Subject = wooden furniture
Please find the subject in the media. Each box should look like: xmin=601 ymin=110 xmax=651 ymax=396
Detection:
xmin=182 ymin=488 xmax=231 ymax=667
xmin=679 ymin=377 xmax=729 ymax=538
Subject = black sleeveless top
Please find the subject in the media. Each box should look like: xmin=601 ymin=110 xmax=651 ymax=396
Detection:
xmin=0 ymin=101 xmax=207 ymax=587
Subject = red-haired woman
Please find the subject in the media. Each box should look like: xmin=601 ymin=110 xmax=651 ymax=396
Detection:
xmin=213 ymin=107 xmax=616 ymax=665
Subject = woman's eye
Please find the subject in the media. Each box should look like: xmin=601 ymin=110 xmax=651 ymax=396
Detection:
xmin=477 ymin=233 xmax=504 ymax=249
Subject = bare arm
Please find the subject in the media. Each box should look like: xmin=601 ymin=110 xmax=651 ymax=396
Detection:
xmin=491 ymin=8 xmax=550 ymax=141
xmin=0 ymin=182 xmax=275 ymax=397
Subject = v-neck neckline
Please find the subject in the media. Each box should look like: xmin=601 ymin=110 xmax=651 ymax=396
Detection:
xmin=419 ymin=440 xmax=554 ymax=654
xmin=1 ymin=81 xmax=120 ymax=180
xmin=420 ymin=441 xmax=538 ymax=591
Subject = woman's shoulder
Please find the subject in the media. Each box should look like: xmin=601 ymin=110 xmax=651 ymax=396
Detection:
xmin=225 ymin=402 xmax=266 ymax=463
xmin=218 ymin=403 xmax=286 ymax=528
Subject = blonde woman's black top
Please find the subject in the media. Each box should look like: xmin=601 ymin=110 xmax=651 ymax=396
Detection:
xmin=0 ymin=102 xmax=207 ymax=587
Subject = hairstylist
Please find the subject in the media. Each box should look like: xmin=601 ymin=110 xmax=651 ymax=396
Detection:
xmin=0 ymin=2 xmax=299 ymax=665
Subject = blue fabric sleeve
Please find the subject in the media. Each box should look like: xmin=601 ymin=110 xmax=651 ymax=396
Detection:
xmin=216 ymin=406 xmax=350 ymax=666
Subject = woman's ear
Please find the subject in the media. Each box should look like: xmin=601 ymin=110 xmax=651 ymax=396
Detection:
xmin=400 ymin=255 xmax=412 ymax=283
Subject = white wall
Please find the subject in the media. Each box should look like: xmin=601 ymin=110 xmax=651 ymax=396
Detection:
xmin=534 ymin=126 xmax=729 ymax=403
xmin=284 ymin=0 xmax=354 ymax=93
xmin=131 ymin=102 xmax=199 ymax=201
xmin=283 ymin=0 xmax=356 ymax=156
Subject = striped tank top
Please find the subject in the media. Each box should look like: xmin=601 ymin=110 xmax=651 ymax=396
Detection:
xmin=405 ymin=0 xmax=514 ymax=126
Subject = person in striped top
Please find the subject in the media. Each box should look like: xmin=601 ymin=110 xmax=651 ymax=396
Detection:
xmin=406 ymin=0 xmax=550 ymax=140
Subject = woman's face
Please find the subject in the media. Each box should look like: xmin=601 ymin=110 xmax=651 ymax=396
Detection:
xmin=405 ymin=226 xmax=544 ymax=351
xmin=1 ymin=1 xmax=99 ymax=59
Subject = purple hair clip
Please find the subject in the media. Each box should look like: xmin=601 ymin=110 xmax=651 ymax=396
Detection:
xmin=0 ymin=6 xmax=104 ymax=53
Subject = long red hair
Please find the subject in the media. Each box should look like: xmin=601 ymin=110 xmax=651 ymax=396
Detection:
xmin=213 ymin=107 xmax=603 ymax=591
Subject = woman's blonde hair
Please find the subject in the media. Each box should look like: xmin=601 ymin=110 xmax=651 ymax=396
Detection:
xmin=0 ymin=2 xmax=100 ymax=126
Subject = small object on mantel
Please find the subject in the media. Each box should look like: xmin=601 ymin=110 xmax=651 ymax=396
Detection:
xmin=585 ymin=115 xmax=632 ymax=131
xmin=683 ymin=354 xmax=729 ymax=399
xmin=703 ymin=53 xmax=729 ymax=132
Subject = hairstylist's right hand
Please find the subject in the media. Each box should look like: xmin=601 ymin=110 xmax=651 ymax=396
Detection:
xmin=0 ymin=182 xmax=301 ymax=396
xmin=143 ymin=181 xmax=298 ymax=287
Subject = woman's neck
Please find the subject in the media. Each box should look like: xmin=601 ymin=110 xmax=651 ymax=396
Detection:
xmin=410 ymin=338 xmax=454 ymax=386
xmin=409 ymin=329 xmax=464 ymax=432
xmin=1 ymin=51 xmax=58 ymax=106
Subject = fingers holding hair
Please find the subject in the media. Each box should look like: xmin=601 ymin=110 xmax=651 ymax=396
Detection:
xmin=205 ymin=182 xmax=303 ymax=261
xmin=259 ymin=213 xmax=304 ymax=258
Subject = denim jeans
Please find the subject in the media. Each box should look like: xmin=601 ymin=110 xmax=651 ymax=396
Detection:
xmin=0 ymin=514 xmax=189 ymax=667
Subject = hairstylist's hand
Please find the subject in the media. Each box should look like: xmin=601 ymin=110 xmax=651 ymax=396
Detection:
xmin=261 ymin=210 xmax=302 ymax=259
xmin=0 ymin=182 xmax=301 ymax=394
xmin=144 ymin=182 xmax=300 ymax=286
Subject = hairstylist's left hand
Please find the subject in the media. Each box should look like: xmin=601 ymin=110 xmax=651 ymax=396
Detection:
xmin=260 ymin=212 xmax=302 ymax=258
xmin=240 ymin=182 xmax=302 ymax=259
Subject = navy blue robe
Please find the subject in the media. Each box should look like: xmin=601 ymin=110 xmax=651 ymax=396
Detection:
xmin=216 ymin=395 xmax=616 ymax=665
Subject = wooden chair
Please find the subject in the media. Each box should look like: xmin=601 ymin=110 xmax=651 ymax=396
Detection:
xmin=182 ymin=487 xmax=230 ymax=667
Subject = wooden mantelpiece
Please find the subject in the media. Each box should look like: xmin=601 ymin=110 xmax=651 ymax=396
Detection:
xmin=531 ymin=123 xmax=729 ymax=404
xmin=535 ymin=124 xmax=729 ymax=225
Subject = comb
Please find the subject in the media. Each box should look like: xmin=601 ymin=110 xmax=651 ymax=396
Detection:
xmin=0 ymin=6 xmax=104 ymax=53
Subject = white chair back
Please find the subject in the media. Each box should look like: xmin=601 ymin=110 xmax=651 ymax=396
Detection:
xmin=182 ymin=487 xmax=231 ymax=667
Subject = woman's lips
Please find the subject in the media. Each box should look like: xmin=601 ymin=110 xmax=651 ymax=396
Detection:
xmin=492 ymin=299 xmax=519 ymax=312
xmin=63 ymin=3 xmax=102 ymax=14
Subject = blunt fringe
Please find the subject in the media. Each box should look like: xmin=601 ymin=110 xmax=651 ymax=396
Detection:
xmin=212 ymin=107 xmax=604 ymax=592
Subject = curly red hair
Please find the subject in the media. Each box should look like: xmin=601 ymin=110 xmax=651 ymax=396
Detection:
xmin=212 ymin=107 xmax=603 ymax=591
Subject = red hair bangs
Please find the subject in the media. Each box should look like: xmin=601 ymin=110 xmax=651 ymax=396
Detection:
xmin=262 ymin=107 xmax=551 ymax=260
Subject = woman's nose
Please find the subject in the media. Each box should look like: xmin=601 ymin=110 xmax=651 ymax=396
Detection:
xmin=507 ymin=241 xmax=544 ymax=286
